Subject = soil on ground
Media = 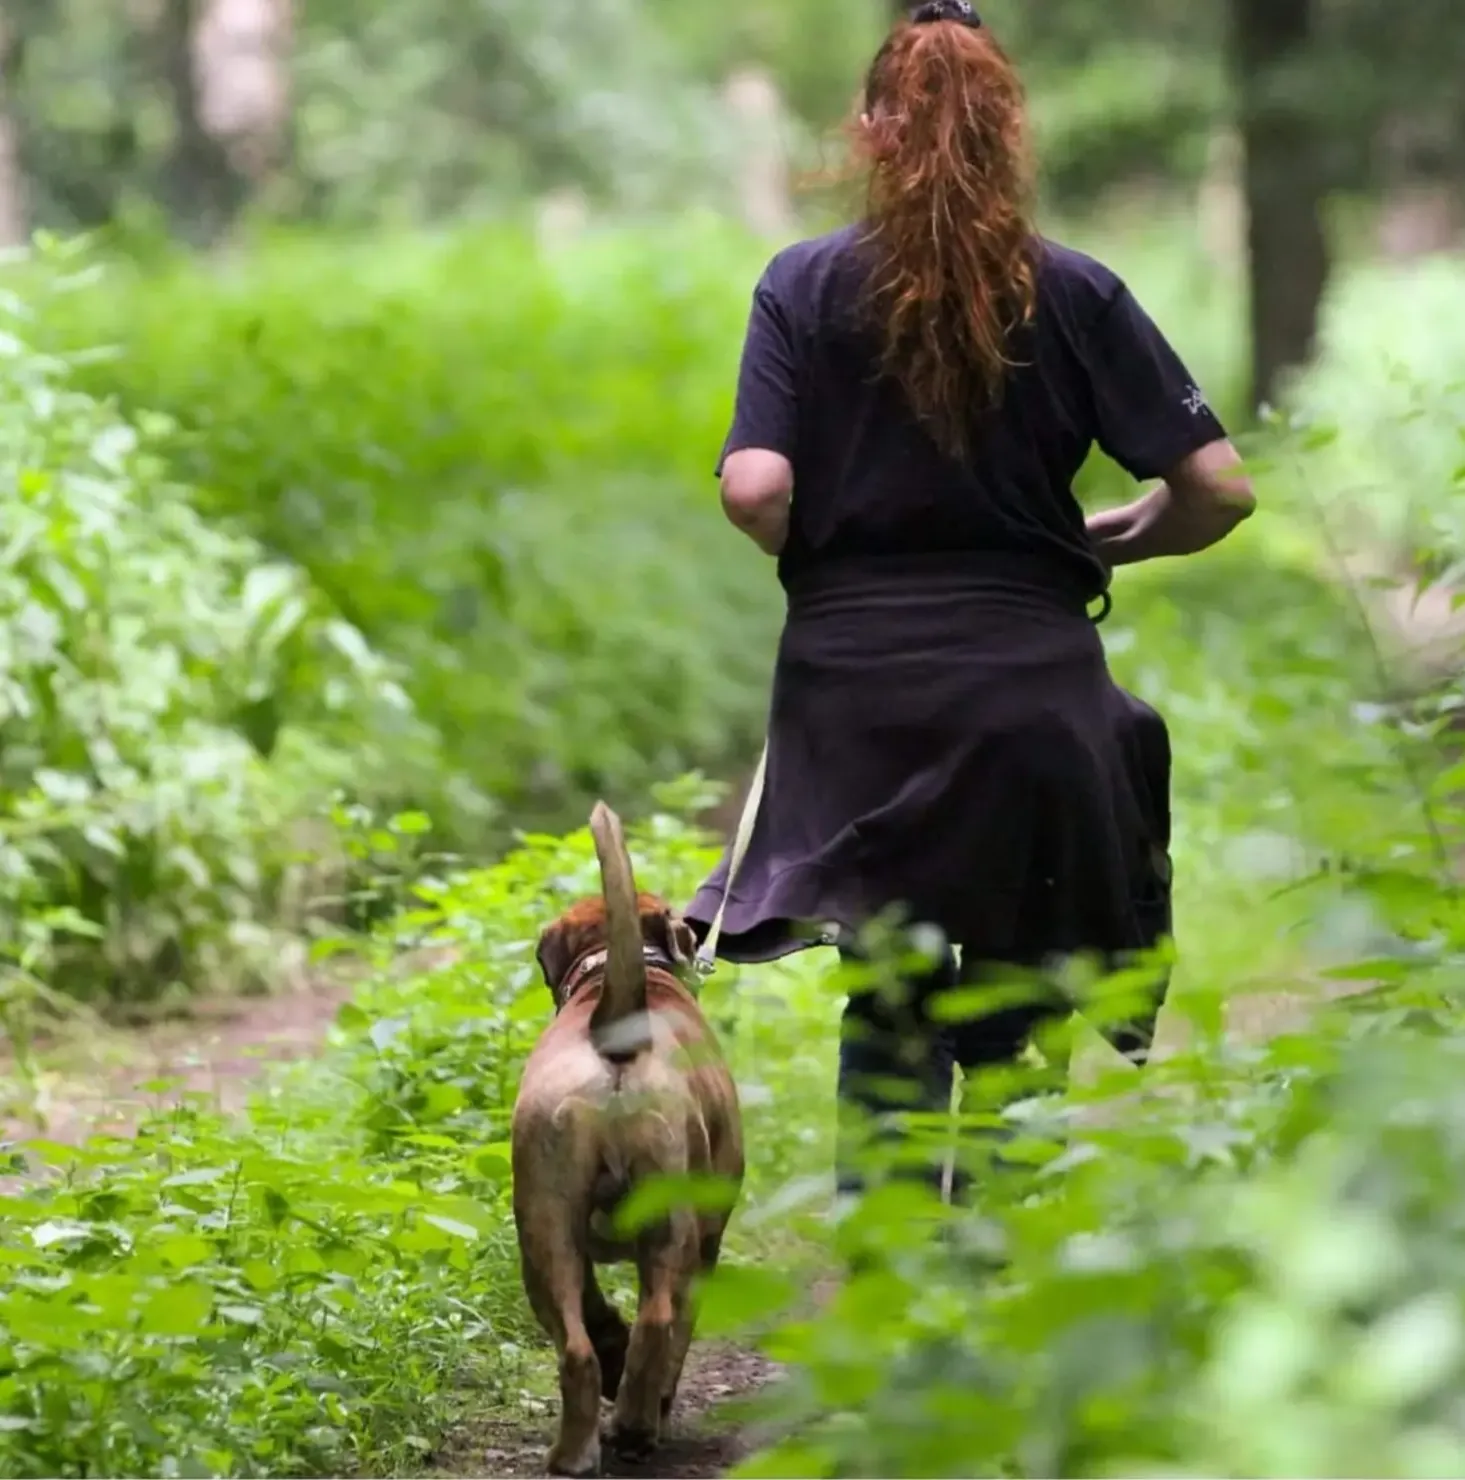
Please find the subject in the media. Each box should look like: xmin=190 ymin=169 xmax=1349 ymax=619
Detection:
xmin=433 ymin=1345 xmax=782 ymax=1480
xmin=0 ymin=981 xmax=354 ymax=1144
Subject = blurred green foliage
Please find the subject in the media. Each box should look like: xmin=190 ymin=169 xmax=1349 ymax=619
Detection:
xmin=0 ymin=798 xmax=809 ymax=1479
xmin=730 ymin=985 xmax=1465 ymax=1478
xmin=35 ymin=220 xmax=783 ymax=846
xmin=656 ymin=0 xmax=883 ymax=139
xmin=9 ymin=0 xmax=743 ymax=235
xmin=1294 ymin=256 xmax=1465 ymax=563
xmin=8 ymin=0 xmax=1465 ymax=241
xmin=0 ymin=238 xmax=444 ymax=1008
xmin=287 ymin=0 xmax=741 ymax=222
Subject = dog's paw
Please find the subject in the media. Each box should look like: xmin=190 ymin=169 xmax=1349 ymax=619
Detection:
xmin=545 ymin=1445 xmax=600 ymax=1479
xmin=607 ymin=1422 xmax=659 ymax=1462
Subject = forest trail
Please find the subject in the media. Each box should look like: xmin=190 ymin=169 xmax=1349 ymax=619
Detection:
xmin=0 ymin=981 xmax=353 ymax=1144
xmin=433 ymin=1345 xmax=781 ymax=1479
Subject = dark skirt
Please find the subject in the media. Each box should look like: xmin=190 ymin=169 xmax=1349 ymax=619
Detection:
xmin=684 ymin=551 xmax=1173 ymax=970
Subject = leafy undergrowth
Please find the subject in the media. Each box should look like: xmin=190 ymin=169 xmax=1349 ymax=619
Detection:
xmin=0 ymin=778 xmax=833 ymax=1478
xmin=729 ymin=1011 xmax=1465 ymax=1478
xmin=705 ymin=710 xmax=1465 ymax=1476
xmin=33 ymin=220 xmax=783 ymax=844
xmin=703 ymin=489 xmax=1465 ymax=1476
xmin=0 ymin=240 xmax=448 ymax=1020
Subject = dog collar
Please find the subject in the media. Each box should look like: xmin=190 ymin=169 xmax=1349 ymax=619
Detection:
xmin=558 ymin=943 xmax=683 ymax=1007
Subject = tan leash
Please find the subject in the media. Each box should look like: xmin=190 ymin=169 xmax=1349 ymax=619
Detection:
xmin=694 ymin=739 xmax=768 ymax=978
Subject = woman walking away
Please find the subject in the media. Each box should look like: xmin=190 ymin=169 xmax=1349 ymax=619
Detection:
xmin=684 ymin=0 xmax=1255 ymax=1197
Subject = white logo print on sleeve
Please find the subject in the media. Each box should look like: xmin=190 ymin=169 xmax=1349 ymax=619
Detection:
xmin=1182 ymin=385 xmax=1209 ymax=416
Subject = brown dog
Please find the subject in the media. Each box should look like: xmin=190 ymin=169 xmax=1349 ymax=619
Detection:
xmin=511 ymin=803 xmax=745 ymax=1477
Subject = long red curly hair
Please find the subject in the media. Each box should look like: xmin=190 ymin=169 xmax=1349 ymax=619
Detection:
xmin=854 ymin=13 xmax=1036 ymax=457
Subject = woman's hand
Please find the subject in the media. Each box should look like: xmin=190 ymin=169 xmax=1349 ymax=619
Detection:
xmin=1086 ymin=439 xmax=1255 ymax=567
xmin=720 ymin=448 xmax=794 ymax=557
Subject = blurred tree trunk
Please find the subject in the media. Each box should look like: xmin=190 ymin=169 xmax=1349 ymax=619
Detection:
xmin=1 ymin=1 xmax=141 ymax=234
xmin=194 ymin=0 xmax=293 ymax=194
xmin=155 ymin=0 xmax=250 ymax=245
xmin=1231 ymin=0 xmax=1330 ymax=412
xmin=724 ymin=69 xmax=795 ymax=239
xmin=1376 ymin=112 xmax=1461 ymax=260
xmin=0 ymin=18 xmax=27 ymax=246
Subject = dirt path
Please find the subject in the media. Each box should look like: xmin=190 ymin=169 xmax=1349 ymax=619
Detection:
xmin=432 ymin=1345 xmax=782 ymax=1480
xmin=1 ymin=980 xmax=354 ymax=1143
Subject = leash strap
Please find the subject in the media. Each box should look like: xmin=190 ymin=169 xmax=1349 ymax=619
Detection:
xmin=695 ymin=739 xmax=768 ymax=977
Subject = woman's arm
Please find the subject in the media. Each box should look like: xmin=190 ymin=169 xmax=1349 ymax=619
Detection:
xmin=716 ymin=274 xmax=799 ymax=559
xmin=1087 ymin=438 xmax=1255 ymax=568
xmin=721 ymin=448 xmax=794 ymax=557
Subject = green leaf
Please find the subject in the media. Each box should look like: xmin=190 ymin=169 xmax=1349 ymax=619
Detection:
xmin=162 ymin=1168 xmax=227 ymax=1189
xmin=137 ymin=1280 xmax=214 ymax=1338
xmin=695 ymin=1264 xmax=798 ymax=1338
xmin=611 ymin=1173 xmax=740 ymax=1238
xmin=336 ymin=1002 xmax=370 ymax=1032
xmin=421 ymin=1214 xmax=480 ymax=1242
xmin=369 ymin=1015 xmax=409 ymax=1053
xmin=261 ymin=1187 xmax=291 ymax=1227
xmin=471 ymin=1148 xmax=510 ymax=1180
xmin=32 ymin=1219 xmax=89 ymax=1249
xmin=241 ymin=1258 xmax=280 ymax=1293
xmin=158 ymin=1234 xmax=215 ymax=1270
xmin=217 ymin=1304 xmax=266 ymax=1327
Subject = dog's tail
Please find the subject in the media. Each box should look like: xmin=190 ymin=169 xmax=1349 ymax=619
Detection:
xmin=588 ymin=801 xmax=648 ymax=1058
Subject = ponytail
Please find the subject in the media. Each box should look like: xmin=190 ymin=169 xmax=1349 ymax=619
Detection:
xmin=856 ymin=4 xmax=1036 ymax=456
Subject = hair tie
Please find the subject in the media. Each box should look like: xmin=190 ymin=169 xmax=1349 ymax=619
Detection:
xmin=910 ymin=0 xmax=982 ymax=25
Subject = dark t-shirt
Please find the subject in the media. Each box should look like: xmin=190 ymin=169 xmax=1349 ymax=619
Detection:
xmin=718 ymin=224 xmax=1228 ymax=598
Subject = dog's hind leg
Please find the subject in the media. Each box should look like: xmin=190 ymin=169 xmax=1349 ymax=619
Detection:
xmin=610 ymin=1211 xmax=700 ymax=1458
xmin=660 ymin=1220 xmax=725 ymax=1418
xmin=660 ymin=1284 xmax=695 ymax=1421
xmin=521 ymin=1223 xmax=603 ymax=1478
xmin=582 ymin=1262 xmax=629 ymax=1401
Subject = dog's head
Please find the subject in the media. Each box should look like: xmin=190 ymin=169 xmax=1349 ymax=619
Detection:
xmin=536 ymin=892 xmax=698 ymax=1011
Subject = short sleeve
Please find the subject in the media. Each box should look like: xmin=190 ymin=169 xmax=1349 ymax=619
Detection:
xmin=715 ymin=281 xmax=799 ymax=476
xmin=1083 ymin=286 xmax=1228 ymax=482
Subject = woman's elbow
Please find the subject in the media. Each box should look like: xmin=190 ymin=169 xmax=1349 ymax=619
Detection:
xmin=720 ymin=481 xmax=759 ymax=530
xmin=1222 ymin=475 xmax=1257 ymax=522
xmin=720 ymin=450 xmax=793 ymax=530
xmin=721 ymin=486 xmax=785 ymax=534
xmin=1175 ymin=440 xmax=1257 ymax=522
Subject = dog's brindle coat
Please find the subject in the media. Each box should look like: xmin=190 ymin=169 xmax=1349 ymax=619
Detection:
xmin=511 ymin=803 xmax=744 ymax=1477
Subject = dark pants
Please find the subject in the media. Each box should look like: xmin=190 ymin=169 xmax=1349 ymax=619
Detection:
xmin=835 ymin=930 xmax=1169 ymax=1197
